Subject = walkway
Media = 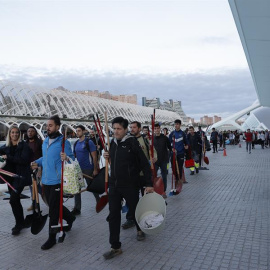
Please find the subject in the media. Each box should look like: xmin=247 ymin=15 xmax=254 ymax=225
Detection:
xmin=0 ymin=144 xmax=269 ymax=270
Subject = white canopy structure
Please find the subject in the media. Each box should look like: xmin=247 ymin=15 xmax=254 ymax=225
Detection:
xmin=0 ymin=80 xmax=188 ymax=138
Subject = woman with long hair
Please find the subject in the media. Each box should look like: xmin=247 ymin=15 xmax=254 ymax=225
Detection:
xmin=0 ymin=125 xmax=32 ymax=235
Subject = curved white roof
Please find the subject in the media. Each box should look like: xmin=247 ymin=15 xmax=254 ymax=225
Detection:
xmin=0 ymin=80 xmax=185 ymax=125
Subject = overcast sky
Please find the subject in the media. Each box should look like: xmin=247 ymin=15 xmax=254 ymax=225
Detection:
xmin=0 ymin=0 xmax=257 ymax=120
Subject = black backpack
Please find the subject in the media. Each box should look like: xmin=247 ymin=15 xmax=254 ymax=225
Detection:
xmin=74 ymin=138 xmax=93 ymax=162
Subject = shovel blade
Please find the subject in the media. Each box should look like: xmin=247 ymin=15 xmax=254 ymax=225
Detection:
xmin=204 ymin=156 xmax=209 ymax=165
xmin=24 ymin=212 xmax=38 ymax=228
xmin=96 ymin=195 xmax=108 ymax=213
xmin=31 ymin=214 xmax=48 ymax=235
xmin=153 ymin=177 xmax=164 ymax=195
xmin=175 ymin=180 xmax=183 ymax=194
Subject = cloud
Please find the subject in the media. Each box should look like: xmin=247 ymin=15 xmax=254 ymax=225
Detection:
xmin=0 ymin=65 xmax=257 ymax=120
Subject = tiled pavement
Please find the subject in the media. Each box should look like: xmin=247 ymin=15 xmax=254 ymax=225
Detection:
xmin=0 ymin=144 xmax=269 ymax=270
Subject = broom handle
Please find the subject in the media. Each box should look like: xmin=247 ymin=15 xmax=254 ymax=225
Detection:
xmin=0 ymin=175 xmax=18 ymax=193
xmin=96 ymin=114 xmax=106 ymax=149
xmin=60 ymin=132 xmax=65 ymax=231
xmin=104 ymin=111 xmax=110 ymax=195
xmin=93 ymin=116 xmax=105 ymax=150
xmin=172 ymin=137 xmax=177 ymax=188
xmin=0 ymin=168 xmax=19 ymax=178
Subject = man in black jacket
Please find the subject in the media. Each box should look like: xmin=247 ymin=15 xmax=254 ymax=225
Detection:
xmin=103 ymin=117 xmax=154 ymax=260
xmin=154 ymin=123 xmax=172 ymax=197
xmin=211 ymin=127 xmax=219 ymax=153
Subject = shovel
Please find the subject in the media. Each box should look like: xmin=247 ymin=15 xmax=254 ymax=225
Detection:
xmin=96 ymin=111 xmax=110 ymax=213
xmin=24 ymin=177 xmax=38 ymax=228
xmin=0 ymin=175 xmax=30 ymax=200
xmin=51 ymin=131 xmax=68 ymax=243
xmin=150 ymin=112 xmax=164 ymax=195
xmin=96 ymin=159 xmax=109 ymax=213
xmin=31 ymin=175 xmax=48 ymax=235
xmin=174 ymin=153 xmax=183 ymax=195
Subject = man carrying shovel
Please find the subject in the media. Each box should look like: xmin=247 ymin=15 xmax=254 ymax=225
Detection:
xmin=31 ymin=115 xmax=76 ymax=250
xmin=103 ymin=117 xmax=154 ymax=260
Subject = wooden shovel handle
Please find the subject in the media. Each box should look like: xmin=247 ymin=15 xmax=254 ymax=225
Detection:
xmin=82 ymin=173 xmax=93 ymax=180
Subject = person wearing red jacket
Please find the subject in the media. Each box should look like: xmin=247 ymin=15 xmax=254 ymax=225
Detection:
xmin=244 ymin=129 xmax=252 ymax=154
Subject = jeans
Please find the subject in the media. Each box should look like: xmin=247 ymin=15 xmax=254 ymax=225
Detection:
xmin=246 ymin=141 xmax=251 ymax=152
xmin=171 ymin=153 xmax=185 ymax=180
xmin=108 ymin=187 xmax=140 ymax=249
xmin=155 ymin=162 xmax=168 ymax=192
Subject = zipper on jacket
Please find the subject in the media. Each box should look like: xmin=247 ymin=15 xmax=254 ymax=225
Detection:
xmin=44 ymin=136 xmax=62 ymax=183
xmin=114 ymin=144 xmax=118 ymax=187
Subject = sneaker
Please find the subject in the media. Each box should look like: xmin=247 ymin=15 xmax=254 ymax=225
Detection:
xmin=121 ymin=219 xmax=135 ymax=229
xmin=183 ymin=181 xmax=188 ymax=184
xmin=190 ymin=171 xmax=194 ymax=175
xmin=103 ymin=248 xmax=122 ymax=260
xmin=71 ymin=208 xmax=81 ymax=215
xmin=137 ymin=231 xmax=145 ymax=241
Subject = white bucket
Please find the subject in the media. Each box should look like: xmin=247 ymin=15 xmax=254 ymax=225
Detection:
xmin=135 ymin=192 xmax=166 ymax=235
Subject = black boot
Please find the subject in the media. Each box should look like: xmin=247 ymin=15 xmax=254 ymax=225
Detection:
xmin=12 ymin=224 xmax=24 ymax=235
xmin=41 ymin=234 xmax=56 ymax=250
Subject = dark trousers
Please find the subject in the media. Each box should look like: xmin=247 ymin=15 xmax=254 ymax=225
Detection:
xmin=155 ymin=162 xmax=168 ymax=192
xmin=8 ymin=186 xmax=24 ymax=227
xmin=126 ymin=176 xmax=145 ymax=220
xmin=212 ymin=140 xmax=218 ymax=152
xmin=43 ymin=184 xmax=74 ymax=235
xmin=108 ymin=187 xmax=140 ymax=249
xmin=171 ymin=153 xmax=185 ymax=180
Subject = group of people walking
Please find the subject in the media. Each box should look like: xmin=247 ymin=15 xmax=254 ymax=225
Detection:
xmin=0 ymin=115 xmax=210 ymax=259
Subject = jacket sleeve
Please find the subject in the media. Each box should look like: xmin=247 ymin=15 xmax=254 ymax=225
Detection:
xmin=166 ymin=136 xmax=172 ymax=151
xmin=35 ymin=157 xmax=43 ymax=167
xmin=132 ymin=139 xmax=152 ymax=187
xmin=6 ymin=142 xmax=31 ymax=165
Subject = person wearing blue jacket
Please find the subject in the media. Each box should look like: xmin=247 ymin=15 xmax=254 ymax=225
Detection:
xmin=32 ymin=115 xmax=75 ymax=250
xmin=169 ymin=119 xmax=188 ymax=183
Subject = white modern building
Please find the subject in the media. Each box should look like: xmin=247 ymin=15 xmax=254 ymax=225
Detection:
xmin=211 ymin=0 xmax=270 ymax=131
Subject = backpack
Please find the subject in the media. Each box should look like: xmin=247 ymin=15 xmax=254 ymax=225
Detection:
xmin=74 ymin=138 xmax=93 ymax=164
